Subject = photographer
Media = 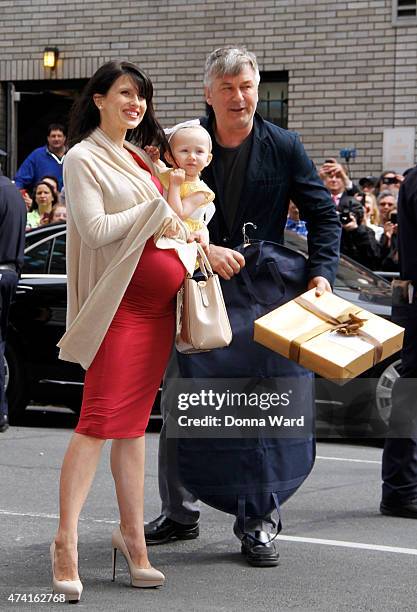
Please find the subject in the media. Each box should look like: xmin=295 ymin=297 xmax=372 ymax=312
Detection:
xmin=376 ymin=170 xmax=404 ymax=197
xmin=379 ymin=209 xmax=399 ymax=272
xmin=339 ymin=197 xmax=381 ymax=269
xmin=376 ymin=190 xmax=397 ymax=225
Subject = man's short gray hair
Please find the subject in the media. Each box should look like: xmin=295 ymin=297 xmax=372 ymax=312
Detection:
xmin=204 ymin=46 xmax=260 ymax=88
xmin=377 ymin=190 xmax=397 ymax=204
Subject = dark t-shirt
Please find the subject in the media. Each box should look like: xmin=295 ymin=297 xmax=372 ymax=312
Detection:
xmin=212 ymin=131 xmax=253 ymax=228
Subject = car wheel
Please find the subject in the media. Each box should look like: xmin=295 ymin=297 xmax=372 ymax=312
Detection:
xmin=5 ymin=340 xmax=29 ymax=425
xmin=341 ymin=357 xmax=402 ymax=440
xmin=374 ymin=358 xmax=402 ymax=428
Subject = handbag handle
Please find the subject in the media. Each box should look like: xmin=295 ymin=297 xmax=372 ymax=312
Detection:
xmin=193 ymin=243 xmax=214 ymax=280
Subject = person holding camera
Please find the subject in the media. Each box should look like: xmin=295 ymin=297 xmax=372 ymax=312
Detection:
xmin=379 ymin=208 xmax=399 ymax=272
xmin=354 ymin=191 xmax=384 ymax=241
xmin=376 ymin=170 xmax=404 ymax=197
xmin=319 ymin=158 xmax=358 ymax=210
xmin=339 ymin=197 xmax=381 ymax=269
xmin=376 ymin=190 xmax=397 ymax=225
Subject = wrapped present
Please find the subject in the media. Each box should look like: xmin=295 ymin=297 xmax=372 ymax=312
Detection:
xmin=254 ymin=288 xmax=404 ymax=380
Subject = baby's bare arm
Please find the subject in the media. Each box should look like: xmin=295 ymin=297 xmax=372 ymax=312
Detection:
xmin=180 ymin=192 xmax=208 ymax=218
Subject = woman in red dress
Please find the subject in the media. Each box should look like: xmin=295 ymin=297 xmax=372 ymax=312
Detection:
xmin=51 ymin=61 xmax=197 ymax=602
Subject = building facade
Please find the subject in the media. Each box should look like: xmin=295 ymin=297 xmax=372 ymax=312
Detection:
xmin=1 ymin=0 xmax=416 ymax=179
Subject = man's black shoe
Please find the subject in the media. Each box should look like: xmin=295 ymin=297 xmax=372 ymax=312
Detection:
xmin=144 ymin=515 xmax=199 ymax=545
xmin=241 ymin=531 xmax=279 ymax=567
xmin=0 ymin=414 xmax=9 ymax=433
xmin=380 ymin=500 xmax=417 ymax=519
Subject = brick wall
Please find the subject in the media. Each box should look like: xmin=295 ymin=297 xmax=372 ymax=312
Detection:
xmin=0 ymin=0 xmax=416 ymax=177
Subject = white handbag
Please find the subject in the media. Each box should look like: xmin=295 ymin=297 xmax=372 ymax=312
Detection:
xmin=175 ymin=244 xmax=233 ymax=354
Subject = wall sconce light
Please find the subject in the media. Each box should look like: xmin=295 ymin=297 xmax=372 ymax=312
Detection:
xmin=43 ymin=47 xmax=59 ymax=69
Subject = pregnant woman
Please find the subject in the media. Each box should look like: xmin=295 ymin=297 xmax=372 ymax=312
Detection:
xmin=51 ymin=60 xmax=196 ymax=602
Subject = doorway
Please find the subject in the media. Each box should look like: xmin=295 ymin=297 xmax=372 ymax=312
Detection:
xmin=7 ymin=79 xmax=87 ymax=177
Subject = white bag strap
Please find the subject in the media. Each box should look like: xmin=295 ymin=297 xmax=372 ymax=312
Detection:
xmin=187 ymin=243 xmax=214 ymax=279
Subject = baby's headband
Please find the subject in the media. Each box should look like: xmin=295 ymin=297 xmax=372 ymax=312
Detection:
xmin=164 ymin=120 xmax=212 ymax=150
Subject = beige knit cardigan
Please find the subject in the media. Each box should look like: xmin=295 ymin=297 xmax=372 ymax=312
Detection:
xmin=57 ymin=127 xmax=197 ymax=370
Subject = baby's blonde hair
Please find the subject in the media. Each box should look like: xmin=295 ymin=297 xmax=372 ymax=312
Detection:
xmin=167 ymin=124 xmax=212 ymax=152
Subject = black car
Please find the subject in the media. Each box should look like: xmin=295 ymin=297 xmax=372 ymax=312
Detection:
xmin=5 ymin=225 xmax=401 ymax=436
xmin=6 ymin=224 xmax=84 ymax=423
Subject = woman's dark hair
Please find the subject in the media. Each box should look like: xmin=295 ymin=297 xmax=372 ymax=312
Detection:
xmin=68 ymin=60 xmax=167 ymax=149
xmin=31 ymin=181 xmax=58 ymax=210
xmin=40 ymin=174 xmax=59 ymax=192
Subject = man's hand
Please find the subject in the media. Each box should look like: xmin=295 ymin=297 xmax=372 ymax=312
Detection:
xmin=307 ymin=275 xmax=332 ymax=297
xmin=208 ymin=244 xmax=245 ymax=280
xmin=319 ymin=161 xmax=349 ymax=187
xmin=169 ymin=168 xmax=186 ymax=186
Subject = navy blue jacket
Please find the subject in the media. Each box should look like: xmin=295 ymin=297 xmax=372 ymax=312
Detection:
xmin=0 ymin=172 xmax=26 ymax=272
xmin=397 ymin=165 xmax=417 ymax=281
xmin=200 ymin=112 xmax=341 ymax=285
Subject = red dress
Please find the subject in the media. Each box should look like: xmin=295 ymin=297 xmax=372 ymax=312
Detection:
xmin=75 ymin=151 xmax=185 ymax=439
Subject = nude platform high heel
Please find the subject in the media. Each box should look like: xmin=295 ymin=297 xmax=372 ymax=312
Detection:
xmin=50 ymin=542 xmax=83 ymax=603
xmin=111 ymin=527 xmax=165 ymax=588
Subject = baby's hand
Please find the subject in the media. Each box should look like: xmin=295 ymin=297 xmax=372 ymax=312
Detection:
xmin=144 ymin=145 xmax=160 ymax=162
xmin=188 ymin=227 xmax=210 ymax=254
xmin=169 ymin=168 xmax=186 ymax=186
xmin=163 ymin=219 xmax=181 ymax=239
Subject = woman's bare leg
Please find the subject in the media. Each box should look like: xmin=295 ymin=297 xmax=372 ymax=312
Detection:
xmin=53 ymin=432 xmax=106 ymax=580
xmin=110 ymin=436 xmax=149 ymax=568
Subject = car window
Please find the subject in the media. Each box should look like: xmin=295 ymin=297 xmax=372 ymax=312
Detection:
xmin=335 ymin=257 xmax=389 ymax=290
xmin=283 ymin=230 xmax=389 ymax=291
xmin=49 ymin=236 xmax=66 ymax=274
xmin=23 ymin=239 xmax=53 ymax=274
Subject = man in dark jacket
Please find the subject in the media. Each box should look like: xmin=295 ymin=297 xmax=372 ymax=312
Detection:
xmin=381 ymin=166 xmax=417 ymax=518
xmin=0 ymin=168 xmax=26 ymax=432
xmin=145 ymin=47 xmax=341 ymax=565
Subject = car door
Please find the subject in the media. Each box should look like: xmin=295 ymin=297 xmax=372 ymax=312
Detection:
xmin=7 ymin=227 xmax=84 ymax=420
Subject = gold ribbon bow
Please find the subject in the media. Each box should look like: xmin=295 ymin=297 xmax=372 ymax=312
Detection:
xmin=333 ymin=312 xmax=368 ymax=336
xmin=288 ymin=296 xmax=383 ymax=367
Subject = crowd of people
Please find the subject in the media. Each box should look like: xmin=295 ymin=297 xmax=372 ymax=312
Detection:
xmin=13 ymin=123 xmax=67 ymax=231
xmin=286 ymin=159 xmax=404 ymax=273
xmin=11 ymin=120 xmax=404 ymax=279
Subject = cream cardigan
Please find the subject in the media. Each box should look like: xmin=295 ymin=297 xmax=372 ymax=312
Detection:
xmin=57 ymin=127 xmax=196 ymax=370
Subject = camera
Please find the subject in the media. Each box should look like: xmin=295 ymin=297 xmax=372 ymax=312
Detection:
xmin=390 ymin=212 xmax=398 ymax=224
xmin=339 ymin=199 xmax=364 ymax=226
xmin=382 ymin=176 xmax=397 ymax=185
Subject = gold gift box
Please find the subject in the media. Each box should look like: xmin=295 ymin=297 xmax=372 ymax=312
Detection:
xmin=254 ymin=288 xmax=404 ymax=380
